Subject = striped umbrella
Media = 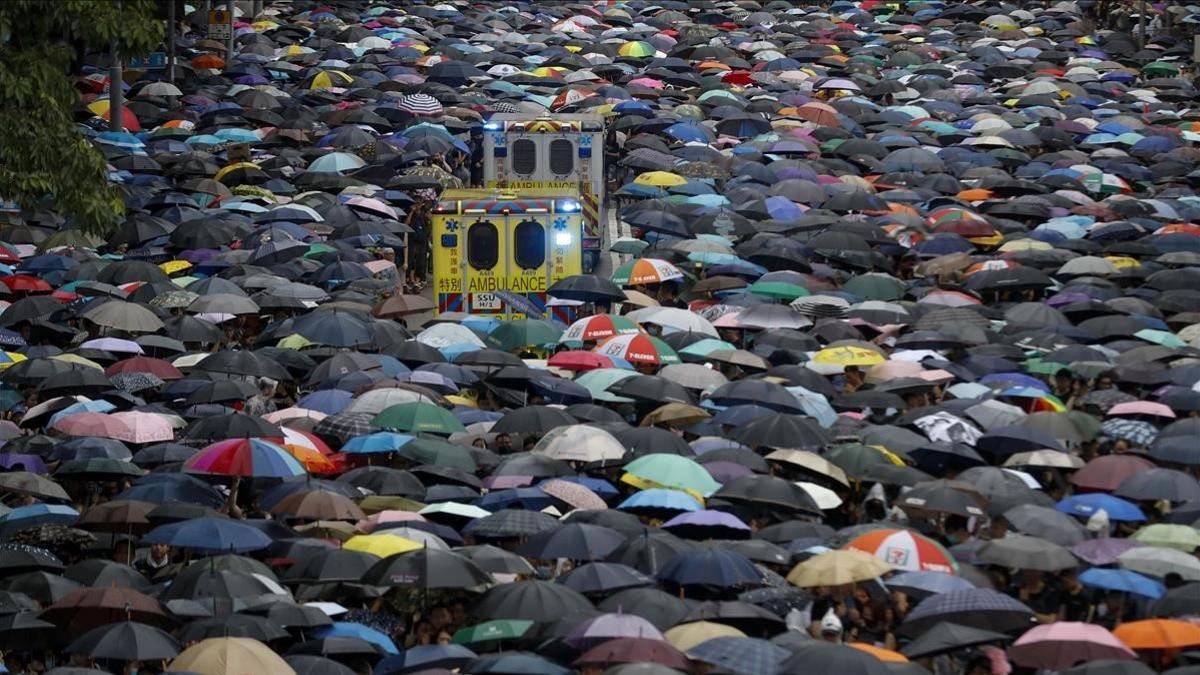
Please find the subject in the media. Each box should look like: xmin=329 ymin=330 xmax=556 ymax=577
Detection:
xmin=399 ymin=93 xmax=444 ymax=116
xmin=594 ymin=334 xmax=680 ymax=366
xmin=184 ymin=438 xmax=306 ymax=478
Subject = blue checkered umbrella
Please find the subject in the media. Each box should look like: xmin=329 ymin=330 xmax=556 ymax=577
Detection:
xmin=1101 ymin=418 xmax=1158 ymax=446
xmin=900 ymin=588 xmax=1034 ymax=636
xmin=688 ymin=637 xmax=790 ymax=675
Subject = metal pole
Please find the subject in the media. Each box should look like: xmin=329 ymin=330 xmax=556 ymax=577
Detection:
xmin=226 ymin=2 xmax=235 ymax=66
xmin=1138 ymin=0 xmax=1147 ymax=49
xmin=109 ymin=40 xmax=124 ymax=132
xmin=202 ymin=0 xmax=211 ymax=14
xmin=253 ymin=0 xmax=263 ymax=18
xmin=167 ymin=0 xmax=176 ymax=85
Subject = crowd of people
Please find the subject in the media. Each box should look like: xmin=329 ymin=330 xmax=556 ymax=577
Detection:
xmin=3 ymin=0 xmax=1200 ymax=674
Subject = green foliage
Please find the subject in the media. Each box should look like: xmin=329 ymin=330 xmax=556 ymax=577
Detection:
xmin=0 ymin=1 xmax=163 ymax=235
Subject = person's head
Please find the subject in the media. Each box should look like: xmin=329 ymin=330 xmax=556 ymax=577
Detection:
xmin=818 ymin=608 xmax=843 ymax=643
xmin=944 ymin=515 xmax=970 ymax=544
xmin=1095 ymin=372 xmax=1115 ymax=390
xmin=844 ymin=365 xmax=863 ymax=385
xmin=495 ymin=433 xmax=511 ymax=451
xmin=258 ymin=377 xmax=276 ymax=397
xmin=430 ymin=606 xmax=451 ymax=628
xmin=149 ymin=543 xmax=170 ymax=562
xmin=436 ymin=630 xmax=452 ymax=645
xmin=112 ymin=539 xmax=135 ymax=565
xmin=965 ymin=654 xmax=992 ymax=675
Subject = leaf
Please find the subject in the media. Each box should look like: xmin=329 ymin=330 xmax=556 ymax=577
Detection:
xmin=0 ymin=1 xmax=163 ymax=235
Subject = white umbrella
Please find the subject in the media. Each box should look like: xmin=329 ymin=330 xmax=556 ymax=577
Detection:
xmin=1118 ymin=546 xmax=1200 ymax=580
xmin=627 ymin=307 xmax=719 ymax=337
xmin=416 ymin=323 xmax=485 ymax=349
xmin=533 ymin=425 xmax=626 ymax=463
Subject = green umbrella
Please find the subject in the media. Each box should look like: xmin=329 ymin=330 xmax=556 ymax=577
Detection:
xmin=487 ymin=319 xmax=562 ymax=350
xmin=372 ymin=402 xmax=466 ymax=435
xmin=611 ymin=238 xmax=650 ymax=255
xmin=1131 ymin=524 xmax=1200 ymax=552
xmin=748 ymin=280 xmax=809 ymax=301
xmin=1023 ymin=357 xmax=1069 ymax=376
xmin=397 ymin=437 xmax=476 ymax=472
xmin=679 ymin=338 xmax=737 ymax=358
xmin=453 ymin=619 xmax=534 ymax=645
xmin=1135 ymin=329 xmax=1185 ymax=348
xmin=575 ymin=368 xmax=637 ymax=403
xmin=844 ymin=273 xmax=906 ymax=301
xmin=622 ymin=454 xmax=722 ymax=499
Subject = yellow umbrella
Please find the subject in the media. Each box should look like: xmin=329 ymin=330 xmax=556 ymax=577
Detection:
xmin=0 ymin=352 xmax=27 ymax=370
xmin=170 ymin=637 xmax=297 ymax=675
xmin=997 ymin=238 xmax=1051 ymax=252
xmin=159 ymin=260 xmax=193 ymax=275
xmin=664 ymin=621 xmax=746 ymax=651
xmin=1105 ymin=255 xmax=1141 ymax=269
xmin=343 ymin=533 xmax=423 ymax=557
xmin=812 ymin=346 xmax=885 ymax=367
xmin=633 ymin=171 xmax=688 ymax=187
xmin=214 ymin=161 xmax=262 ymax=183
xmin=787 ymin=549 xmax=892 ymax=587
xmin=50 ymin=353 xmax=104 ymax=370
xmin=764 ymin=449 xmax=849 ymax=487
xmin=277 ymin=334 xmax=313 ymax=350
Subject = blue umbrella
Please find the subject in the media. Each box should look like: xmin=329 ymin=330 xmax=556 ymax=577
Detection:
xmin=141 ymin=517 xmax=272 ymax=553
xmin=341 ymin=431 xmax=414 ymax=454
xmin=1055 ymin=494 xmax=1146 ymax=522
xmin=656 ymin=549 xmax=762 ymax=588
xmin=375 ymin=645 xmax=477 ymax=674
xmin=296 ymin=389 xmax=353 ymax=415
xmin=314 ymin=622 xmax=398 ymax=654
xmin=618 ymin=489 xmax=702 ymax=514
xmin=477 ymin=488 xmax=555 ymax=512
xmin=466 ymin=652 xmax=569 ymax=675
xmin=0 ymin=504 xmax=78 ymax=538
xmin=1079 ymin=567 xmax=1165 ymax=599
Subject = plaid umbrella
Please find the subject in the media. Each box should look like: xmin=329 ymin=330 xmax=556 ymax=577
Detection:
xmin=686 ymin=637 xmax=790 ymax=675
xmin=1101 ymin=418 xmax=1159 ymax=447
xmin=900 ymin=588 xmax=1035 ymax=636
xmin=539 ymin=479 xmax=607 ymax=511
xmin=464 ymin=510 xmax=559 ymax=539
xmin=738 ymin=587 xmax=812 ymax=616
xmin=313 ymin=412 xmax=377 ymax=441
xmin=1078 ymin=389 xmax=1137 ymax=410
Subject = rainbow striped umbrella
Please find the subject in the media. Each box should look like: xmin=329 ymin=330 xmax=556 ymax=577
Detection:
xmin=184 ymin=438 xmax=306 ymax=478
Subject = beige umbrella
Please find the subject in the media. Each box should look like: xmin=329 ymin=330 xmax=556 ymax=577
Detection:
xmin=787 ymin=549 xmax=893 ymax=587
xmin=765 ymin=449 xmax=850 ymax=487
xmin=169 ymin=637 xmax=297 ymax=675
xmin=1004 ymin=450 xmax=1084 ymax=469
xmin=664 ymin=621 xmax=746 ymax=651
xmin=641 ymin=402 xmax=711 ymax=428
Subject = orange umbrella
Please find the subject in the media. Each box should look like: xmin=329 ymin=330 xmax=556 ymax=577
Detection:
xmin=850 ymin=643 xmax=908 ymax=663
xmin=191 ymin=54 xmax=225 ymax=69
xmin=1114 ymin=620 xmax=1200 ymax=650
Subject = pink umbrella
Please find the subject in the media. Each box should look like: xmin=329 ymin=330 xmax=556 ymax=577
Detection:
xmin=1107 ymin=400 xmax=1175 ymax=419
xmin=109 ymin=411 xmax=175 ymax=444
xmin=344 ymin=196 xmax=397 ymax=220
xmin=1009 ymin=622 xmax=1135 ymax=670
xmin=357 ymin=510 xmax=426 ymax=533
xmin=52 ymin=412 xmax=130 ymax=440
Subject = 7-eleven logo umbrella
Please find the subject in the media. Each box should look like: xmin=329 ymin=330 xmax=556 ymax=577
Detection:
xmin=845 ymin=528 xmax=958 ymax=573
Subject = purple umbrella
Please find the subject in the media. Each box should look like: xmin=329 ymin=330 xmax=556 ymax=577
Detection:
xmin=662 ymin=510 xmax=752 ymax=540
xmin=703 ymin=461 xmax=754 ymax=485
xmin=0 ymin=453 xmax=48 ymax=474
xmin=564 ymin=613 xmax=663 ymax=648
xmin=1071 ymin=538 xmax=1144 ymax=566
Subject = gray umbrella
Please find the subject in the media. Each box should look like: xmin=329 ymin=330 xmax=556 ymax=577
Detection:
xmin=976 ymin=534 xmax=1077 ymax=572
xmin=1002 ymin=504 xmax=1089 ymax=546
xmin=81 ymin=300 xmax=164 ymax=333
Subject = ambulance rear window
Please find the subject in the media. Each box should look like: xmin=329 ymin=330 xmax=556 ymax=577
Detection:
xmin=467 ymin=220 xmax=498 ymax=270
xmin=512 ymin=139 xmax=536 ymax=176
xmin=549 ymin=139 xmax=574 ymax=175
xmin=513 ymin=220 xmax=546 ymax=270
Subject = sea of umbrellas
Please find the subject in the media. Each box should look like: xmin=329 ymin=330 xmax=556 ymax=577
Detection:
xmin=7 ymin=0 xmax=1200 ymax=674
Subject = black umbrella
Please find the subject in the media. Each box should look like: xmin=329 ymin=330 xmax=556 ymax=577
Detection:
xmin=472 ymin=580 xmax=594 ymax=622
xmin=244 ymin=600 xmax=335 ymax=629
xmin=490 ymin=406 xmax=577 ymax=435
xmin=361 ymin=548 xmax=492 ymax=589
xmin=732 ymin=414 xmax=830 ymax=449
xmin=64 ymin=620 xmax=180 ymax=662
xmin=900 ymin=621 xmax=1010 ymax=658
xmin=516 ymin=523 xmax=626 ymax=562
xmin=286 ymin=655 xmax=359 ymax=675
xmin=595 ymin=587 xmax=691 ymax=632
xmin=283 ymin=549 xmax=381 ymax=584
xmin=178 ymin=614 xmax=290 ymax=642
xmin=777 ymin=642 xmax=891 ymax=675
xmin=713 ymin=475 xmax=822 ymax=517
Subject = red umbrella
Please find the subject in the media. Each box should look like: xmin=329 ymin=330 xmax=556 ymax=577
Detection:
xmin=41 ymin=586 xmax=173 ymax=632
xmin=2 ymin=275 xmax=53 ymax=293
xmin=1070 ymin=455 xmax=1155 ymax=492
xmin=576 ymin=638 xmax=691 ymax=671
xmin=547 ymin=351 xmax=615 ymax=372
xmin=105 ymin=356 xmax=184 ymax=380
